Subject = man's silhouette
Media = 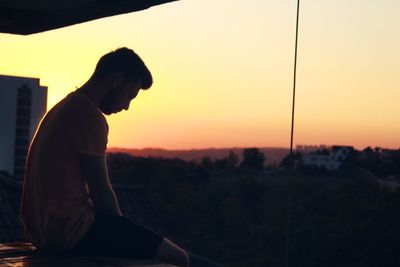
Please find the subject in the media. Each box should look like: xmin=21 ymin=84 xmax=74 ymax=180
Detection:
xmin=20 ymin=48 xmax=189 ymax=267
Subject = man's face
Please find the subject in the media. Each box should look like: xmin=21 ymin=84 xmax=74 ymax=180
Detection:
xmin=99 ymin=79 xmax=142 ymax=115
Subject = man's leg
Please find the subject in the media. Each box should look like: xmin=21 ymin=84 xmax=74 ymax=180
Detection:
xmin=155 ymin=239 xmax=225 ymax=267
xmin=187 ymin=251 xmax=225 ymax=267
xmin=155 ymin=238 xmax=190 ymax=267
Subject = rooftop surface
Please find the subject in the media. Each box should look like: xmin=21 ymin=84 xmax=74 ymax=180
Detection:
xmin=0 ymin=242 xmax=177 ymax=267
xmin=0 ymin=175 xmax=223 ymax=267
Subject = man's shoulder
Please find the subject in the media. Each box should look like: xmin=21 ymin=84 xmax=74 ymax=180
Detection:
xmin=57 ymin=91 xmax=106 ymax=122
xmin=41 ymin=91 xmax=107 ymax=136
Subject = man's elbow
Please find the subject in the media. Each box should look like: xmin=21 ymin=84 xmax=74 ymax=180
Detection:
xmin=89 ymin=188 xmax=122 ymax=216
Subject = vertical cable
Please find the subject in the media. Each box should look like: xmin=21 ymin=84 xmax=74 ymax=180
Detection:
xmin=290 ymin=0 xmax=301 ymax=159
xmin=286 ymin=1 xmax=301 ymax=267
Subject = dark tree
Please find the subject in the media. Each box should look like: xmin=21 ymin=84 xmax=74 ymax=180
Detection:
xmin=240 ymin=148 xmax=265 ymax=169
xmin=227 ymin=150 xmax=239 ymax=168
xmin=200 ymin=156 xmax=214 ymax=170
xmin=361 ymin=146 xmax=386 ymax=176
xmin=280 ymin=151 xmax=302 ymax=169
xmin=213 ymin=151 xmax=239 ymax=170
xmin=214 ymin=158 xmax=229 ymax=169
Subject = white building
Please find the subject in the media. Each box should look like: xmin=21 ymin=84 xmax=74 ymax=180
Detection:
xmin=302 ymin=146 xmax=354 ymax=171
xmin=296 ymin=144 xmax=328 ymax=153
xmin=0 ymin=75 xmax=47 ymax=177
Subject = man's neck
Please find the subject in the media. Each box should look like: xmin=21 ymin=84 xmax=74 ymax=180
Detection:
xmin=77 ymin=79 xmax=107 ymax=108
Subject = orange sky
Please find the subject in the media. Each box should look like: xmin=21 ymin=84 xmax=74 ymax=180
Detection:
xmin=1 ymin=0 xmax=399 ymax=150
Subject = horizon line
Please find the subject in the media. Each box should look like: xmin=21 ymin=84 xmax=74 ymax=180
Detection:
xmin=107 ymin=145 xmax=399 ymax=151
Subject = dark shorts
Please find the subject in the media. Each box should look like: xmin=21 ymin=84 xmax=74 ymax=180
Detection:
xmin=67 ymin=212 xmax=163 ymax=259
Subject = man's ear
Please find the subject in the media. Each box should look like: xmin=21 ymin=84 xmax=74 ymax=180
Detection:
xmin=112 ymin=72 xmax=125 ymax=87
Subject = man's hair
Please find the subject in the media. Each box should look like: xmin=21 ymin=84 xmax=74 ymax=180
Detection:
xmin=92 ymin=47 xmax=152 ymax=89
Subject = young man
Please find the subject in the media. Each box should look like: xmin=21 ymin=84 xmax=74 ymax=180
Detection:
xmin=20 ymin=48 xmax=190 ymax=267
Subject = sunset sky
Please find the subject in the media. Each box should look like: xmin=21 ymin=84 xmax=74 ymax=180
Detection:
xmin=1 ymin=0 xmax=399 ymax=150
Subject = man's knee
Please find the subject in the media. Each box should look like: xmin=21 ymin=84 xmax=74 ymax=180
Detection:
xmin=155 ymin=238 xmax=190 ymax=267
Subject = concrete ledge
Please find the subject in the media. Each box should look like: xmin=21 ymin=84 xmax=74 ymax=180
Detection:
xmin=0 ymin=242 xmax=177 ymax=267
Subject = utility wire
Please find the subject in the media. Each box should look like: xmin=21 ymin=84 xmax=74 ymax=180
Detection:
xmin=290 ymin=0 xmax=300 ymax=158
xmin=286 ymin=1 xmax=301 ymax=267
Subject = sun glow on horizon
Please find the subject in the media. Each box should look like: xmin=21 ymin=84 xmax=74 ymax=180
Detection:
xmin=1 ymin=0 xmax=399 ymax=150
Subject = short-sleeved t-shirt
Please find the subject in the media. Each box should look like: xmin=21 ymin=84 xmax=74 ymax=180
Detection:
xmin=20 ymin=90 xmax=108 ymax=252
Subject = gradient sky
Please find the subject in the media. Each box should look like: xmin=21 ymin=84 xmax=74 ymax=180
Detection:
xmin=1 ymin=0 xmax=399 ymax=150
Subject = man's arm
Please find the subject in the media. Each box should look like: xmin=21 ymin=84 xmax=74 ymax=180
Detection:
xmin=78 ymin=155 xmax=122 ymax=216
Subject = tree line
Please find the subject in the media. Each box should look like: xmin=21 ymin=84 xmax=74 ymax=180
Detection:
xmin=107 ymin=148 xmax=400 ymax=267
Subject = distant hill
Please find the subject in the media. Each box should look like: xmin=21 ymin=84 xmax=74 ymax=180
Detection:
xmin=107 ymin=147 xmax=289 ymax=165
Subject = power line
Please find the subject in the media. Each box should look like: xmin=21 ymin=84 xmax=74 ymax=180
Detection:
xmin=286 ymin=1 xmax=301 ymax=267
xmin=290 ymin=0 xmax=301 ymax=158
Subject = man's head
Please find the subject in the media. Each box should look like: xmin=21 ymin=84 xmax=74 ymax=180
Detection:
xmin=91 ymin=47 xmax=152 ymax=115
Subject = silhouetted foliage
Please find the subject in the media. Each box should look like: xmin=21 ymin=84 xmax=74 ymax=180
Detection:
xmin=200 ymin=156 xmax=214 ymax=170
xmin=358 ymin=147 xmax=398 ymax=177
xmin=280 ymin=151 xmax=302 ymax=169
xmin=241 ymin=148 xmax=265 ymax=169
xmin=107 ymin=151 xmax=400 ymax=267
xmin=339 ymin=149 xmax=359 ymax=172
xmin=198 ymin=151 xmax=239 ymax=171
xmin=227 ymin=150 xmax=239 ymax=168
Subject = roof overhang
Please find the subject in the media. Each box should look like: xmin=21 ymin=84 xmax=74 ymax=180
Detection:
xmin=0 ymin=0 xmax=178 ymax=35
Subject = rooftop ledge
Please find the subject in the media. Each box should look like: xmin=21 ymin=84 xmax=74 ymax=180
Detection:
xmin=0 ymin=242 xmax=177 ymax=267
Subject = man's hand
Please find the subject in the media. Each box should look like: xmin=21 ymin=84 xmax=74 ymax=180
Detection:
xmin=78 ymin=154 xmax=122 ymax=216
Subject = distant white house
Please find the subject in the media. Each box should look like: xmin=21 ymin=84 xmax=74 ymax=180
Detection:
xmin=296 ymin=144 xmax=328 ymax=153
xmin=302 ymin=146 xmax=354 ymax=171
